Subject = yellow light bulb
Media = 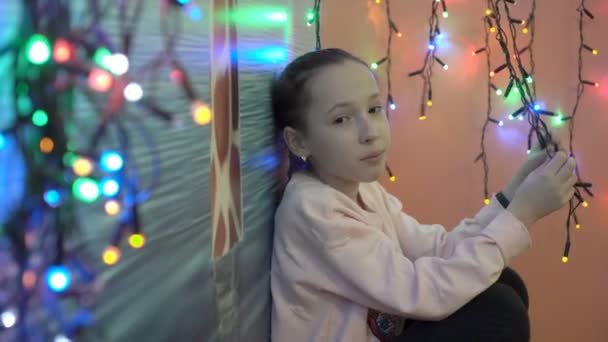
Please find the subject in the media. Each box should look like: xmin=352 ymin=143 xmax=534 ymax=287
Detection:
xmin=489 ymin=71 xmax=495 ymax=77
xmin=73 ymin=158 xmax=94 ymax=176
xmin=522 ymin=27 xmax=529 ymax=34
xmin=575 ymin=224 xmax=581 ymax=229
xmin=192 ymin=101 xmax=212 ymax=125
xmin=484 ymin=198 xmax=491 ymax=205
xmin=427 ymin=100 xmax=433 ymax=107
xmin=389 ymin=176 xmax=396 ymax=182
xmin=485 ymin=9 xmax=492 ymax=16
xmin=582 ymin=201 xmax=589 ymax=208
xmin=490 ymin=27 xmax=496 ymax=33
xmin=419 ymin=115 xmax=427 ymax=121
xmin=104 ymin=200 xmax=121 ymax=216
xmin=102 ymin=246 xmax=121 ymax=265
xmin=129 ymin=233 xmax=146 ymax=249
xmin=562 ymin=256 xmax=569 ymax=263
xmin=376 ymin=0 xmax=381 ymax=3
xmin=592 ymin=49 xmax=598 ymax=55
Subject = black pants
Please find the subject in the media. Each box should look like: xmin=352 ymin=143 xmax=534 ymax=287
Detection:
xmin=397 ymin=267 xmax=530 ymax=342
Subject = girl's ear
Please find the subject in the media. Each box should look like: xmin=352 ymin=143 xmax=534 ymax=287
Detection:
xmin=283 ymin=127 xmax=310 ymax=158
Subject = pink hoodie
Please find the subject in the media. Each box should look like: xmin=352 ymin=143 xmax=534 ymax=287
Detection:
xmin=271 ymin=170 xmax=531 ymax=342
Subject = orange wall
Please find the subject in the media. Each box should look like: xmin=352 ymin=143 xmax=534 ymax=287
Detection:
xmin=318 ymin=1 xmax=608 ymax=341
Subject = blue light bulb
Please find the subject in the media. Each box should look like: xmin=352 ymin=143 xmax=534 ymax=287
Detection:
xmin=100 ymin=151 xmax=123 ymax=172
xmin=189 ymin=7 xmax=202 ymax=21
xmin=47 ymin=266 xmax=71 ymax=293
xmin=44 ymin=189 xmax=61 ymax=207
xmin=101 ymin=178 xmax=120 ymax=197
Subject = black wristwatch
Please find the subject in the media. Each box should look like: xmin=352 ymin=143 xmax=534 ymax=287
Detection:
xmin=496 ymin=191 xmax=510 ymax=209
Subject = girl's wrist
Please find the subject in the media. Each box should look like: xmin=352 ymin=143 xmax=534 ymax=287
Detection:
xmin=496 ymin=191 xmax=511 ymax=209
xmin=501 ymin=185 xmax=515 ymax=203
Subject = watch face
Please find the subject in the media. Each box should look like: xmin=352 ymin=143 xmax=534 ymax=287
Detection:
xmin=0 ymin=134 xmax=26 ymax=225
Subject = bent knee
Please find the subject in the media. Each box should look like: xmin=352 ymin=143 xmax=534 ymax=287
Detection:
xmin=477 ymin=283 xmax=530 ymax=340
xmin=483 ymin=283 xmax=527 ymax=314
xmin=498 ymin=267 xmax=530 ymax=309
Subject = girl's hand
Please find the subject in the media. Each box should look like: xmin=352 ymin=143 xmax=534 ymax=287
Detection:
xmin=502 ymin=129 xmax=564 ymax=202
xmin=507 ymin=151 xmax=577 ymax=227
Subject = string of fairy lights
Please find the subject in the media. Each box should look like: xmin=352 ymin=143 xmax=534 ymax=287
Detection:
xmin=475 ymin=0 xmax=539 ymax=208
xmin=306 ymin=0 xmax=599 ymax=262
xmin=381 ymin=0 xmax=398 ymax=182
xmin=0 ymin=0 xmax=207 ymax=339
xmin=408 ymin=0 xmax=449 ymax=121
xmin=564 ymin=0 xmax=596 ymax=260
xmin=476 ymin=6 xmax=494 ymax=208
xmin=370 ymin=0 xmax=400 ymax=181
xmin=473 ymin=0 xmax=595 ymax=263
xmin=369 ymin=0 xmax=449 ymax=180
xmin=309 ymin=0 xmax=322 ymax=50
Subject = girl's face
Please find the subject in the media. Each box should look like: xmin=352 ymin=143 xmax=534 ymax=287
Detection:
xmin=293 ymin=60 xmax=391 ymax=185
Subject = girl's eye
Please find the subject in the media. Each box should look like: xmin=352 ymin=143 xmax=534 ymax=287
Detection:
xmin=333 ymin=116 xmax=350 ymax=124
xmin=369 ymin=106 xmax=383 ymax=114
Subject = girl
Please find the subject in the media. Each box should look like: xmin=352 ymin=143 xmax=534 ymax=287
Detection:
xmin=270 ymin=48 xmax=576 ymax=342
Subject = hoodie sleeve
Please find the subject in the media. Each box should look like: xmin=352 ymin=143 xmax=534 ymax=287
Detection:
xmin=380 ymin=187 xmax=520 ymax=260
xmin=289 ymin=190 xmax=532 ymax=321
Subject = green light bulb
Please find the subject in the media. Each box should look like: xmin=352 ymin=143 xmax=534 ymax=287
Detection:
xmin=93 ymin=47 xmax=112 ymax=70
xmin=26 ymin=34 xmax=51 ymax=65
xmin=72 ymin=178 xmax=100 ymax=203
xmin=32 ymin=109 xmax=49 ymax=127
